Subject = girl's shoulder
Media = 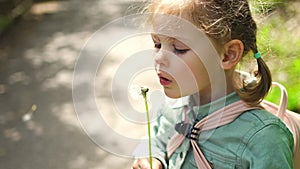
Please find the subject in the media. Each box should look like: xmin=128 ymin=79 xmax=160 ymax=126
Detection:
xmin=235 ymin=108 xmax=294 ymax=143
xmin=239 ymin=108 xmax=288 ymax=127
xmin=234 ymin=109 xmax=294 ymax=168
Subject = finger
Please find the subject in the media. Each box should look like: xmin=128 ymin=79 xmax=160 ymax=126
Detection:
xmin=132 ymin=160 xmax=140 ymax=169
xmin=138 ymin=159 xmax=150 ymax=169
xmin=132 ymin=159 xmax=151 ymax=169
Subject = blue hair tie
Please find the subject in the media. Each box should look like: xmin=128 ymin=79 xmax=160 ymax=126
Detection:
xmin=254 ymin=52 xmax=261 ymax=59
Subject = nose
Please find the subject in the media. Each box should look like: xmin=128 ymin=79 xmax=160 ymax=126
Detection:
xmin=154 ymin=50 xmax=169 ymax=70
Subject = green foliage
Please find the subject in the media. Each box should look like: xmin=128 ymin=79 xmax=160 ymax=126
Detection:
xmin=0 ymin=16 xmax=13 ymax=34
xmin=253 ymin=0 xmax=300 ymax=112
xmin=251 ymin=0 xmax=287 ymax=15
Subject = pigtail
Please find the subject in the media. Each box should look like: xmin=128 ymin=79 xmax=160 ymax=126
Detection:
xmin=254 ymin=51 xmax=272 ymax=103
xmin=237 ymin=47 xmax=272 ymax=106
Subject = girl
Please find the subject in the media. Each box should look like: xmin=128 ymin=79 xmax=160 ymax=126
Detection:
xmin=132 ymin=0 xmax=294 ymax=168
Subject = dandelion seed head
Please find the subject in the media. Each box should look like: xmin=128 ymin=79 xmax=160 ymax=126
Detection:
xmin=129 ymin=84 xmax=142 ymax=100
xmin=141 ymin=87 xmax=149 ymax=96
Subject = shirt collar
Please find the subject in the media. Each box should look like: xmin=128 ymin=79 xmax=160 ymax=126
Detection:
xmin=168 ymin=96 xmax=189 ymax=109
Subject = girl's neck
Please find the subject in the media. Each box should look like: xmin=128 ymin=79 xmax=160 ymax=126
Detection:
xmin=192 ymin=80 xmax=235 ymax=106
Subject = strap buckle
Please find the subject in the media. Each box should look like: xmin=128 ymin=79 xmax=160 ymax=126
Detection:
xmin=175 ymin=121 xmax=200 ymax=141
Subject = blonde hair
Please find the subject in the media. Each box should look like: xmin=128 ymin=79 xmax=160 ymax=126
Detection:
xmin=143 ymin=0 xmax=272 ymax=105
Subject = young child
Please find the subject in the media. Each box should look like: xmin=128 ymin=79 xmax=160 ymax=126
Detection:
xmin=132 ymin=0 xmax=294 ymax=168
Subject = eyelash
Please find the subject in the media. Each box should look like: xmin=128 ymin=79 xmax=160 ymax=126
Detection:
xmin=154 ymin=43 xmax=189 ymax=55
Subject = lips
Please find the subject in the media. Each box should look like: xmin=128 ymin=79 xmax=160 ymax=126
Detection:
xmin=158 ymin=74 xmax=172 ymax=86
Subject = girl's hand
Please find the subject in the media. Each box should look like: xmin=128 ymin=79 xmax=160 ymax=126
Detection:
xmin=132 ymin=158 xmax=163 ymax=169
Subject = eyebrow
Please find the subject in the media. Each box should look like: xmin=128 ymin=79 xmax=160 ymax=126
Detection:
xmin=151 ymin=33 xmax=190 ymax=48
xmin=151 ymin=33 xmax=175 ymax=43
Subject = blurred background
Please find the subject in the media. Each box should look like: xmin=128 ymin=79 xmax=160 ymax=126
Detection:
xmin=0 ymin=0 xmax=299 ymax=169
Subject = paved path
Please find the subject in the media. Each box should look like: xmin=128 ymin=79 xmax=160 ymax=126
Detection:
xmin=0 ymin=0 xmax=150 ymax=168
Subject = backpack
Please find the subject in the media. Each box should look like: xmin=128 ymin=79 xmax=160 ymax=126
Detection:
xmin=261 ymin=82 xmax=300 ymax=168
xmin=167 ymin=82 xmax=300 ymax=168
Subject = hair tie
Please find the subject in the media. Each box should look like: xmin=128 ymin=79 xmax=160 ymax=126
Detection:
xmin=254 ymin=52 xmax=261 ymax=59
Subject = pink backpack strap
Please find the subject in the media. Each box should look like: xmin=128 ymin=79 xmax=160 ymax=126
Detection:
xmin=167 ymin=100 xmax=261 ymax=169
xmin=261 ymin=82 xmax=300 ymax=168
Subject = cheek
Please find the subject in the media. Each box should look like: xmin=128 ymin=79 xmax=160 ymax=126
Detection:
xmin=193 ymin=62 xmax=209 ymax=81
xmin=194 ymin=62 xmax=210 ymax=87
xmin=166 ymin=53 xmax=210 ymax=95
xmin=183 ymin=59 xmax=210 ymax=91
xmin=171 ymin=61 xmax=202 ymax=93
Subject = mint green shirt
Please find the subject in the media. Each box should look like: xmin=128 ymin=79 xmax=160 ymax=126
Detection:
xmin=152 ymin=93 xmax=294 ymax=169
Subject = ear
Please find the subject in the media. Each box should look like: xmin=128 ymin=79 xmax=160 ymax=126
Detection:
xmin=221 ymin=40 xmax=244 ymax=70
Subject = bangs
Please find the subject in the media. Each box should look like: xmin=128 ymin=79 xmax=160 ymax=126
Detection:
xmin=144 ymin=0 xmax=193 ymax=25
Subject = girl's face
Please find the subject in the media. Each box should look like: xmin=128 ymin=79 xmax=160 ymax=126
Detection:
xmin=151 ymin=34 xmax=211 ymax=99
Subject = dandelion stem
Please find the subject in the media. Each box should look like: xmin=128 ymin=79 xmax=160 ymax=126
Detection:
xmin=141 ymin=87 xmax=153 ymax=169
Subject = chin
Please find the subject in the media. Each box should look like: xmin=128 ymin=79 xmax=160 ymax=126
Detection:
xmin=164 ymin=90 xmax=182 ymax=99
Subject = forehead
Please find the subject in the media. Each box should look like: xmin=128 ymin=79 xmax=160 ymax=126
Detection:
xmin=149 ymin=14 xmax=205 ymax=45
xmin=147 ymin=13 xmax=220 ymax=58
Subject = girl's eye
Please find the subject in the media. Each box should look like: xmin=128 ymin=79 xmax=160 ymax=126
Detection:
xmin=174 ymin=48 xmax=189 ymax=55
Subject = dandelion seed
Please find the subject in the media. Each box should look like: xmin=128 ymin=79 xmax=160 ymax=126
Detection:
xmin=129 ymin=85 xmax=143 ymax=100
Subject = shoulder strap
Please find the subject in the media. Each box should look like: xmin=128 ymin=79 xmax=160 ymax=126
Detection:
xmin=261 ymin=82 xmax=300 ymax=168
